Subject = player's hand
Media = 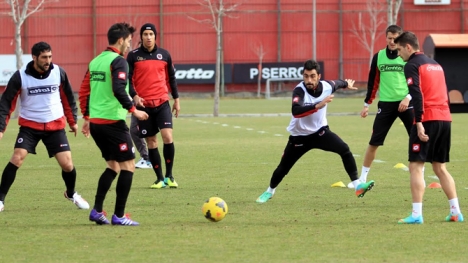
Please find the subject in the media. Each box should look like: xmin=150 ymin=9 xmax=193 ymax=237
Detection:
xmin=398 ymin=97 xmax=410 ymax=112
xmin=81 ymin=120 xmax=90 ymax=138
xmin=416 ymin=122 xmax=429 ymax=142
xmin=172 ymin=98 xmax=180 ymax=118
xmin=317 ymin=94 xmax=334 ymax=109
xmin=69 ymin=124 xmax=78 ymax=137
xmin=133 ymin=95 xmax=145 ymax=108
xmin=345 ymin=79 xmax=357 ymax=90
xmin=0 ymin=132 xmax=3 ymax=140
xmin=133 ymin=109 xmax=148 ymax=121
xmin=360 ymin=106 xmax=369 ymax=118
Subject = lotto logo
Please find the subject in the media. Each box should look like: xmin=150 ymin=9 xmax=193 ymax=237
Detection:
xmin=412 ymin=144 xmax=420 ymax=152
xmin=119 ymin=143 xmax=128 ymax=152
xmin=118 ymin=72 xmax=126 ymax=80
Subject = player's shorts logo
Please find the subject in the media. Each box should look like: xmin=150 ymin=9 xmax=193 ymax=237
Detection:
xmin=119 ymin=143 xmax=128 ymax=152
xmin=412 ymin=144 xmax=420 ymax=152
xmin=17 ymin=138 xmax=23 ymax=143
xmin=141 ymin=130 xmax=147 ymax=135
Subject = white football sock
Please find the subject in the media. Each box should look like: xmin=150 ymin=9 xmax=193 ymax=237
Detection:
xmin=412 ymin=203 xmax=422 ymax=218
xmin=352 ymin=179 xmax=362 ymax=189
xmin=449 ymin=198 xmax=461 ymax=215
xmin=266 ymin=187 xmax=275 ymax=195
xmin=359 ymin=166 xmax=370 ymax=182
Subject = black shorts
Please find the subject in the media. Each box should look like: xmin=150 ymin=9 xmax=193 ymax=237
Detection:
xmin=137 ymin=101 xmax=173 ymax=138
xmin=90 ymin=120 xmax=135 ymax=162
xmin=408 ymin=121 xmax=451 ymax=163
xmin=14 ymin=127 xmax=71 ymax=158
xmin=369 ymin=101 xmax=413 ymax=146
xmin=282 ymin=126 xmax=352 ymax=168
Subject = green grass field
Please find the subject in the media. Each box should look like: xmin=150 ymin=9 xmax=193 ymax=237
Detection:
xmin=0 ymin=97 xmax=467 ymax=263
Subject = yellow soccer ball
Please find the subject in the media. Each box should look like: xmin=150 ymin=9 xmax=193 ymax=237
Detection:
xmin=202 ymin=197 xmax=228 ymax=222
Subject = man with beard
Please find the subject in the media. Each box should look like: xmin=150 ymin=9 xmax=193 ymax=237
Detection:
xmin=0 ymin=41 xmax=89 ymax=213
xmin=256 ymin=59 xmax=375 ymax=204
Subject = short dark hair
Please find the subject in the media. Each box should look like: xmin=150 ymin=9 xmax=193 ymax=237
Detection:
xmin=386 ymin=25 xmax=403 ymax=35
xmin=31 ymin=42 xmax=51 ymax=57
xmin=394 ymin=31 xmax=420 ymax=50
xmin=303 ymin=60 xmax=321 ymax=74
xmin=107 ymin=22 xmax=136 ymax=45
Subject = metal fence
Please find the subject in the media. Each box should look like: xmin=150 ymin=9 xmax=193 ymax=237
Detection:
xmin=0 ymin=0 xmax=467 ymax=91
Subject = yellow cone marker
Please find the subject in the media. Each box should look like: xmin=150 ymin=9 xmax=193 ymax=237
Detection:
xmin=394 ymin=163 xmax=407 ymax=169
xmin=331 ymin=181 xmax=346 ymax=188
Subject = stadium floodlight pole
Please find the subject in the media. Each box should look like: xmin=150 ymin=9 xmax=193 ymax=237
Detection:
xmin=312 ymin=0 xmax=316 ymax=61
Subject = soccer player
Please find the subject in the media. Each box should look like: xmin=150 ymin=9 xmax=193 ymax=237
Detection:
xmin=256 ymin=60 xmax=375 ymax=203
xmin=395 ymin=31 xmax=463 ymax=224
xmin=0 ymin=41 xmax=89 ymax=212
xmin=347 ymin=25 xmax=414 ymax=188
xmin=127 ymin=23 xmax=180 ymax=189
xmin=79 ymin=22 xmax=148 ymax=226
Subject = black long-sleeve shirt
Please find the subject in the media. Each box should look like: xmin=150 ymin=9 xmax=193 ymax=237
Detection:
xmin=291 ymin=80 xmax=348 ymax=117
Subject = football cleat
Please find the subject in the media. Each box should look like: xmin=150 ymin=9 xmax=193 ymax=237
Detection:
xmin=111 ymin=214 xmax=139 ymax=226
xmin=256 ymin=192 xmax=273 ymax=203
xmin=446 ymin=213 xmax=464 ymax=222
xmin=164 ymin=177 xmax=178 ymax=188
xmin=89 ymin=209 xmax=110 ymax=225
xmin=150 ymin=179 xmax=166 ymax=189
xmin=355 ymin=180 xmax=374 ymax=198
xmin=64 ymin=191 xmax=90 ymax=209
xmin=398 ymin=214 xmax=424 ymax=224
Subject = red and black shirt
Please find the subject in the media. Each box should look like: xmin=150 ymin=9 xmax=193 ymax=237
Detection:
xmin=127 ymin=45 xmax=179 ymax=107
xmin=403 ymin=52 xmax=451 ymax=122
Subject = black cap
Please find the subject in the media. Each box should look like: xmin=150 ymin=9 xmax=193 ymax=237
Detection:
xmin=140 ymin=23 xmax=157 ymax=39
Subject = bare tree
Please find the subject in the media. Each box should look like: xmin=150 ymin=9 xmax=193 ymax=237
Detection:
xmin=386 ymin=0 xmax=402 ymax=26
xmin=188 ymin=0 xmax=240 ymax=117
xmin=1 ymin=0 xmax=58 ymax=118
xmin=1 ymin=0 xmax=59 ymax=70
xmin=350 ymin=0 xmax=386 ymax=66
xmin=251 ymin=42 xmax=266 ymax=98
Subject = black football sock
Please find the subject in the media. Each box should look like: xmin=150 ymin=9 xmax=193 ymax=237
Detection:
xmin=62 ymin=167 xmax=77 ymax=198
xmin=94 ymin=168 xmax=117 ymax=212
xmin=163 ymin=143 xmax=175 ymax=178
xmin=148 ymin=148 xmax=164 ymax=181
xmin=0 ymin=162 xmax=19 ymax=202
xmin=114 ymin=170 xmax=133 ymax=218
xmin=341 ymin=150 xmax=359 ymax=181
